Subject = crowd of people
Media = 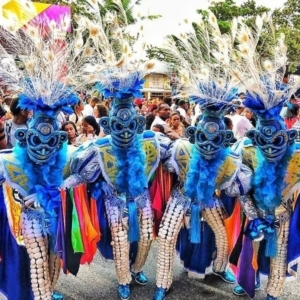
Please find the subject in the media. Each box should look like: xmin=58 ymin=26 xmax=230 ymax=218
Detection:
xmin=1 ymin=85 xmax=298 ymax=152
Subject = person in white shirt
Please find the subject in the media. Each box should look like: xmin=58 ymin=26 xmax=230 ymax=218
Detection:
xmin=176 ymin=99 xmax=188 ymax=118
xmin=151 ymin=103 xmax=170 ymax=129
xmin=83 ymin=97 xmax=100 ymax=116
xmin=229 ymin=99 xmax=253 ymax=140
xmin=69 ymin=100 xmax=85 ymax=133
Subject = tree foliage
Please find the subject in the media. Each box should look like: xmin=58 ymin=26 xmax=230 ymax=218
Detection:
xmin=273 ymin=0 xmax=300 ymax=72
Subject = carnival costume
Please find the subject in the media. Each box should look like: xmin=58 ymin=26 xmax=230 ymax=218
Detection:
xmin=0 ymin=17 xmax=100 ymax=300
xmin=65 ymin=64 xmax=172 ymax=300
xmin=153 ymin=12 xmax=252 ymax=300
xmin=228 ymin=16 xmax=300 ymax=300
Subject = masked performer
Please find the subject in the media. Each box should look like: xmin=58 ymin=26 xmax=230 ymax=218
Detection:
xmin=64 ymin=64 xmax=172 ymax=300
xmin=228 ymin=17 xmax=300 ymax=300
xmin=0 ymin=18 xmax=99 ymax=300
xmin=152 ymin=12 xmax=253 ymax=300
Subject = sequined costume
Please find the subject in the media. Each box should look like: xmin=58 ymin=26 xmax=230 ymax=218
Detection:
xmin=151 ymin=11 xmax=253 ymax=300
xmin=65 ymin=67 xmax=171 ymax=300
xmin=231 ymin=137 xmax=300 ymax=300
xmin=153 ymin=107 xmax=252 ymax=300
xmin=0 ymin=17 xmax=100 ymax=300
xmin=227 ymin=17 xmax=300 ymax=300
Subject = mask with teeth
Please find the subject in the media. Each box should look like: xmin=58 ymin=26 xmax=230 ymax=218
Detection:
xmin=186 ymin=111 xmax=233 ymax=160
xmin=99 ymin=97 xmax=145 ymax=149
xmin=15 ymin=111 xmax=68 ymax=164
xmin=246 ymin=118 xmax=297 ymax=162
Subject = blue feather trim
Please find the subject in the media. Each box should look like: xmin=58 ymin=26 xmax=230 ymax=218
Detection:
xmin=184 ymin=147 xmax=230 ymax=203
xmin=252 ymin=145 xmax=294 ymax=211
xmin=184 ymin=147 xmax=230 ymax=243
xmin=95 ymin=71 xmax=145 ymax=99
xmin=113 ymin=136 xmax=147 ymax=197
xmin=243 ymin=92 xmax=285 ymax=120
xmin=13 ymin=143 xmax=68 ymax=251
xmin=18 ymin=87 xmax=79 ymax=117
xmin=189 ymin=83 xmax=238 ymax=112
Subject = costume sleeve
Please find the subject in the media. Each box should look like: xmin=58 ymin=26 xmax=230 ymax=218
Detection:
xmin=65 ymin=142 xmax=103 ymax=186
xmin=225 ymin=163 xmax=252 ymax=197
xmin=155 ymin=132 xmax=174 ymax=165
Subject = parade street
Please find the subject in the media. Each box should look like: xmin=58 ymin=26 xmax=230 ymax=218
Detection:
xmin=0 ymin=241 xmax=299 ymax=300
xmin=53 ymin=242 xmax=299 ymax=300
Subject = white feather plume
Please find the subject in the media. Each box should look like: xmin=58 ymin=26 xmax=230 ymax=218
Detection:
xmin=161 ymin=10 xmax=239 ymax=109
xmin=230 ymin=15 xmax=300 ymax=110
xmin=0 ymin=14 xmax=97 ymax=106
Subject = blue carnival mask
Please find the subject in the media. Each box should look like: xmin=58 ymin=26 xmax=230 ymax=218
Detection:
xmin=15 ymin=113 xmax=67 ymax=164
xmin=99 ymin=97 xmax=145 ymax=149
xmin=186 ymin=115 xmax=233 ymax=160
xmin=247 ymin=118 xmax=296 ymax=162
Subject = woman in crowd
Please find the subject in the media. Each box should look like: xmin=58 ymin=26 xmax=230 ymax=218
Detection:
xmin=243 ymin=108 xmax=257 ymax=127
xmin=69 ymin=100 xmax=85 ymax=133
xmin=169 ymin=111 xmax=186 ymax=137
xmin=75 ymin=115 xmax=100 ymax=146
xmin=61 ymin=121 xmax=78 ymax=146
xmin=93 ymin=103 xmax=108 ymax=123
xmin=93 ymin=103 xmax=108 ymax=137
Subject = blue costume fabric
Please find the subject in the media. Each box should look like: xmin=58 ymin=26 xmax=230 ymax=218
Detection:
xmin=176 ymin=189 xmax=236 ymax=276
xmin=0 ymin=187 xmax=32 ymax=300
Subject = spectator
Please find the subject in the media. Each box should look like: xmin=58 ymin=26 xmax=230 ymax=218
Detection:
xmin=151 ymin=103 xmax=180 ymax=140
xmin=151 ymin=103 xmax=171 ymax=129
xmin=69 ymin=100 xmax=85 ymax=133
xmin=170 ymin=72 xmax=180 ymax=96
xmin=93 ymin=103 xmax=108 ymax=137
xmin=152 ymin=124 xmax=166 ymax=134
xmin=5 ymin=96 xmax=32 ymax=148
xmin=292 ymin=107 xmax=300 ymax=142
xmin=83 ymin=96 xmax=100 ymax=116
xmin=2 ymin=94 xmax=13 ymax=119
xmin=176 ymin=99 xmax=188 ymax=118
xmin=93 ymin=104 xmax=108 ymax=123
xmin=170 ymin=97 xmax=179 ymax=111
xmin=61 ymin=121 xmax=78 ymax=146
xmin=224 ymin=116 xmax=237 ymax=144
xmin=56 ymin=111 xmax=68 ymax=128
xmin=75 ymin=115 xmax=100 ymax=146
xmin=145 ymin=114 xmax=155 ymax=130
xmin=169 ymin=112 xmax=186 ymax=137
xmin=238 ymin=92 xmax=246 ymax=101
xmin=0 ymin=119 xmax=6 ymax=149
xmin=243 ymin=108 xmax=257 ymax=127
xmin=163 ymin=96 xmax=172 ymax=107
xmin=229 ymin=99 xmax=253 ymax=140
xmin=281 ymin=95 xmax=299 ymax=129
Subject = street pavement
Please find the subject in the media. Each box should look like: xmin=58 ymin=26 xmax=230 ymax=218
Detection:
xmin=1 ymin=241 xmax=300 ymax=300
xmin=54 ymin=242 xmax=300 ymax=300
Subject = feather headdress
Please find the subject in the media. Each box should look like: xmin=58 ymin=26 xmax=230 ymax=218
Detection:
xmin=0 ymin=13 xmax=98 ymax=116
xmin=75 ymin=1 xmax=155 ymax=101
xmin=162 ymin=11 xmax=240 ymax=115
xmin=230 ymin=14 xmax=300 ymax=119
